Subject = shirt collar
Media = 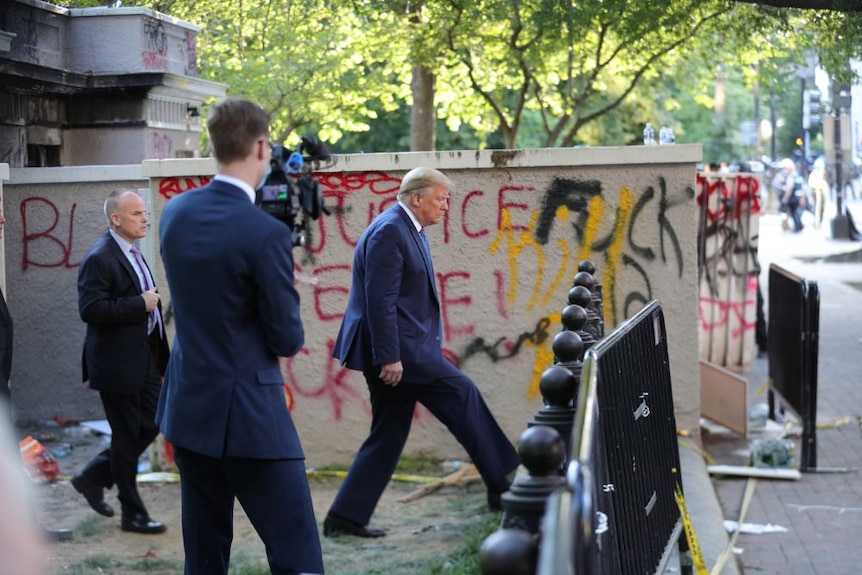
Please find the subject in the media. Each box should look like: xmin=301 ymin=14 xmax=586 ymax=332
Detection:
xmin=398 ymin=201 xmax=423 ymax=233
xmin=109 ymin=229 xmax=135 ymax=254
xmin=214 ymin=174 xmax=256 ymax=203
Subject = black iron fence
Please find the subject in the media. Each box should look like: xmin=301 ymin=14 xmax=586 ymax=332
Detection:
xmin=766 ymin=264 xmax=820 ymax=471
xmin=481 ymin=296 xmax=688 ymax=574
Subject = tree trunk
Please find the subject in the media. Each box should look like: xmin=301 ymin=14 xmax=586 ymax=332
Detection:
xmin=410 ymin=65 xmax=436 ymax=151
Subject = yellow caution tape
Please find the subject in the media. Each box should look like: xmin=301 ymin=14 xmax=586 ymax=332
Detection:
xmin=678 ymin=437 xmax=716 ymax=466
xmin=816 ymin=415 xmax=861 ymax=430
xmin=674 ymin=485 xmax=709 ymax=575
xmin=711 ymin=477 xmax=756 ymax=575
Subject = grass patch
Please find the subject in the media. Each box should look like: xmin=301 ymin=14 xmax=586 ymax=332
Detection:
xmin=127 ymin=556 xmax=183 ymax=573
xmin=314 ymin=454 xmax=448 ymax=478
xmin=227 ymin=551 xmax=271 ymax=574
xmin=321 ymin=490 xmax=500 ymax=575
xmin=426 ymin=513 xmax=500 ymax=574
xmin=71 ymin=515 xmax=111 ymax=538
xmin=58 ymin=555 xmax=124 ymax=574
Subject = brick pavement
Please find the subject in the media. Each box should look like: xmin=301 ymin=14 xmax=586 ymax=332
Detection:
xmin=702 ymin=206 xmax=862 ymax=575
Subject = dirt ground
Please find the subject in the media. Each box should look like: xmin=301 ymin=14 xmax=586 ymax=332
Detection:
xmin=22 ymin=423 xmax=496 ymax=575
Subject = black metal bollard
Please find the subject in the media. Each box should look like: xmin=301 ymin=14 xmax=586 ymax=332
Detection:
xmin=567 ymin=285 xmax=597 ymax=352
xmin=573 ymin=267 xmax=605 ymax=339
xmin=500 ymin=425 xmax=566 ymax=534
xmin=529 ymin=364 xmax=578 ymax=469
xmin=478 ymin=528 xmax=538 ymax=575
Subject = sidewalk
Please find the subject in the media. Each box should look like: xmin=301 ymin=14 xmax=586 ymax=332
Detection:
xmin=701 ymin=202 xmax=862 ymax=574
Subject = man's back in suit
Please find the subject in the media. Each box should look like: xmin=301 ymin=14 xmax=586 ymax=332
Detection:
xmin=158 ymin=180 xmax=305 ymax=459
xmin=156 ymin=96 xmax=323 ymax=575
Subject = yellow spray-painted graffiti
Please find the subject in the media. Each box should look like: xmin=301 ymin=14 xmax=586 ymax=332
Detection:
xmin=603 ymin=188 xmax=633 ymax=328
xmin=486 ymin=188 xmax=635 ymax=400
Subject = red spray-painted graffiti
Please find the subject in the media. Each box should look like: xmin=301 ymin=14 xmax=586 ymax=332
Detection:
xmin=20 ymin=197 xmax=80 ymax=271
xmin=19 ymin=170 xmax=694 ymax=420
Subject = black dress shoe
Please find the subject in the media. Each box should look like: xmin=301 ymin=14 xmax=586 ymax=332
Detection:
xmin=71 ymin=474 xmax=114 ymax=517
xmin=323 ymin=514 xmax=386 ymax=538
xmin=121 ymin=514 xmax=167 ymax=535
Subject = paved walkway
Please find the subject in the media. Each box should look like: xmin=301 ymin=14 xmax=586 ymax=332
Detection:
xmin=702 ymin=200 xmax=862 ymax=574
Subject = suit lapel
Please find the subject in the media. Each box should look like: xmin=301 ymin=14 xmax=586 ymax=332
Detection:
xmin=394 ymin=204 xmax=439 ymax=304
xmin=105 ymin=232 xmax=142 ymax=290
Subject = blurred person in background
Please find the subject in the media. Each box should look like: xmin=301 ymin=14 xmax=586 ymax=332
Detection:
xmin=779 ymin=158 xmax=805 ymax=233
xmin=0 ymin=399 xmax=45 ymax=575
xmin=807 ymin=158 xmax=829 ymax=230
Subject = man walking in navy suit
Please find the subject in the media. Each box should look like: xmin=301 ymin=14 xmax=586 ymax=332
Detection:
xmin=324 ymin=167 xmax=520 ymax=538
xmin=73 ymin=189 xmax=170 ymax=534
xmin=158 ymin=97 xmax=323 ymax=574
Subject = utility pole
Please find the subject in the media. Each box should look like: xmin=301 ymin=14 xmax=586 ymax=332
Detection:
xmin=828 ymin=81 xmax=852 ymax=240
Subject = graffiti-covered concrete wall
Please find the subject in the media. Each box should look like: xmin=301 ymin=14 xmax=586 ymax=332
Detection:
xmin=4 ymin=145 xmax=702 ymax=467
xmin=696 ymin=171 xmax=763 ymax=371
xmin=3 ymin=165 xmax=149 ymax=422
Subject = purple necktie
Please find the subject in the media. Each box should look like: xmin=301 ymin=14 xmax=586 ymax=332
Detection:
xmin=130 ymin=245 xmax=163 ymax=337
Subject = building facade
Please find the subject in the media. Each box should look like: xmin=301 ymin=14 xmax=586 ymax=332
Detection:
xmin=0 ymin=0 xmax=225 ymax=167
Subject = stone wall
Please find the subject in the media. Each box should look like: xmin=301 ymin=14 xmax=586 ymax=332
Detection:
xmin=3 ymin=145 xmax=703 ymax=467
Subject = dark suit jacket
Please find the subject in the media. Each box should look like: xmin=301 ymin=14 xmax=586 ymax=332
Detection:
xmin=0 ymin=287 xmax=12 ymax=388
xmin=78 ymin=231 xmax=170 ymax=392
xmin=332 ymin=203 xmax=447 ymax=383
xmin=157 ymin=180 xmax=306 ymax=460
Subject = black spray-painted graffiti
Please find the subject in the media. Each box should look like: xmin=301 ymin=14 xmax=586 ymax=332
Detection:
xmin=457 ymin=175 xmax=694 ymax=367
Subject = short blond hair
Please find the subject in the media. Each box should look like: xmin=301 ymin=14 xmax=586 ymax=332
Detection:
xmin=396 ymin=167 xmax=454 ymax=202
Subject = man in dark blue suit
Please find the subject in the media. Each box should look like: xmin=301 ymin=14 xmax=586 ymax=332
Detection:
xmin=158 ymin=97 xmax=323 ymax=575
xmin=324 ymin=167 xmax=520 ymax=538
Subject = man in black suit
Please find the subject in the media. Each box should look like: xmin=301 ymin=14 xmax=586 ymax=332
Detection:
xmin=0 ymin=210 xmax=12 ymax=418
xmin=158 ymin=97 xmax=323 ymax=574
xmin=71 ymin=190 xmax=170 ymax=535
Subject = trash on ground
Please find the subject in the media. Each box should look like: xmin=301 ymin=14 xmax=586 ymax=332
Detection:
xmin=750 ymin=437 xmax=795 ymax=468
xmin=707 ymin=465 xmax=801 ymax=480
xmin=723 ymin=520 xmax=788 ymax=534
xmin=19 ymin=435 xmax=59 ymax=482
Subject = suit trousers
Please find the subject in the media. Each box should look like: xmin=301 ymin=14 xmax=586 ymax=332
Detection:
xmin=173 ymin=445 xmax=324 ymax=575
xmin=329 ymin=368 xmax=520 ymax=526
xmin=81 ymin=338 xmax=161 ymax=519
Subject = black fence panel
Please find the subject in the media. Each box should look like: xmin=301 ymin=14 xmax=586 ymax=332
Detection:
xmin=591 ymin=300 xmax=684 ymax=574
xmin=767 ymin=264 xmax=820 ymax=470
xmin=535 ymin=300 xmax=685 ymax=575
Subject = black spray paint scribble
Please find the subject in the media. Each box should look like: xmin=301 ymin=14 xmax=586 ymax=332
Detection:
xmin=531 ymin=175 xmax=694 ymax=326
xmin=460 ymin=317 xmax=552 ymax=364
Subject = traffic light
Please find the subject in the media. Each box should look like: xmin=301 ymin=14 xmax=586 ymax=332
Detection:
xmin=802 ymin=89 xmax=821 ymax=130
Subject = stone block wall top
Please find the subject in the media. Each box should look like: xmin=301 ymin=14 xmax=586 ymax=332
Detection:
xmin=2 ymin=0 xmax=200 ymax=77
xmin=65 ymin=7 xmax=200 ymax=77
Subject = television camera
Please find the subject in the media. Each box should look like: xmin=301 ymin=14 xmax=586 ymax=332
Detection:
xmin=257 ymin=135 xmax=333 ymax=247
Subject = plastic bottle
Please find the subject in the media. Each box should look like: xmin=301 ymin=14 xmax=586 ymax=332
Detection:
xmin=659 ymin=126 xmax=670 ymax=145
xmin=63 ymin=425 xmax=92 ymax=437
xmin=643 ymin=123 xmax=655 ymax=145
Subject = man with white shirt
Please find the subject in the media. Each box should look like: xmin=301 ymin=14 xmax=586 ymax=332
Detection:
xmin=158 ymin=97 xmax=323 ymax=575
xmin=72 ymin=189 xmax=170 ymax=534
